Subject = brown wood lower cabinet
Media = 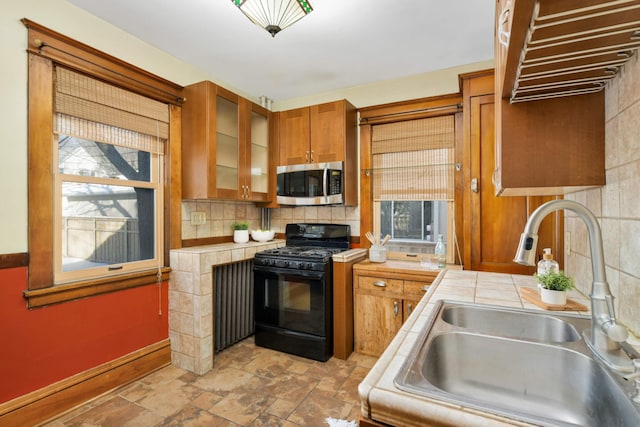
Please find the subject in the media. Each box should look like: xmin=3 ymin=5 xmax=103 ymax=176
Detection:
xmin=353 ymin=261 xmax=437 ymax=357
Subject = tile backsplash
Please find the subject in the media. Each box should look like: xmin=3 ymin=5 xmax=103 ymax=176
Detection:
xmin=565 ymin=53 xmax=640 ymax=338
xmin=182 ymin=200 xmax=360 ymax=240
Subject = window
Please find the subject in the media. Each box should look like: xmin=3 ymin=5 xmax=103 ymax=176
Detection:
xmin=23 ymin=20 xmax=183 ymax=307
xmin=371 ymin=115 xmax=455 ymax=257
xmin=358 ymin=96 xmax=462 ymax=263
xmin=53 ymin=67 xmax=166 ymax=283
xmin=379 ymin=200 xmax=448 ymax=243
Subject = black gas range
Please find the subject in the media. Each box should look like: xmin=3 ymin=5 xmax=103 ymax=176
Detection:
xmin=253 ymin=223 xmax=350 ymax=361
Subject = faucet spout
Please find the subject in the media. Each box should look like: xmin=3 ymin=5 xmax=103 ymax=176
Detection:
xmin=514 ymin=199 xmax=631 ymax=371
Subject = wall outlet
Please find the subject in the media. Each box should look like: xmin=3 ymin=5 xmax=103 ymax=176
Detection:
xmin=190 ymin=211 xmax=206 ymax=226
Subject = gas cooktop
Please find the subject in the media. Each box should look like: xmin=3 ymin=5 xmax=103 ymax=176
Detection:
xmin=257 ymin=246 xmax=345 ymax=259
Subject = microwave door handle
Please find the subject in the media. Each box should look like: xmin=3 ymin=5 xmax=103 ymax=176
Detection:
xmin=322 ymin=167 xmax=328 ymax=198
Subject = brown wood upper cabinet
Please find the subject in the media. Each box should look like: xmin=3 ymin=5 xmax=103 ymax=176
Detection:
xmin=182 ymin=81 xmax=271 ymax=202
xmin=278 ymin=99 xmax=358 ymax=205
xmin=279 ymin=99 xmax=356 ymax=165
xmin=492 ymin=0 xmax=631 ymax=196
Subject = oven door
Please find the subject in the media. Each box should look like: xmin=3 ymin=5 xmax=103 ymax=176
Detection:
xmin=253 ymin=264 xmax=329 ymax=337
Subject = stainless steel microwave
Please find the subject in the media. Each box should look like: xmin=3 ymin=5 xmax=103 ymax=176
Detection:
xmin=276 ymin=161 xmax=344 ymax=206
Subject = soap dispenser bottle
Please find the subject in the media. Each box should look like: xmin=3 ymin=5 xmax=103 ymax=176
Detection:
xmin=537 ymin=248 xmax=559 ymax=275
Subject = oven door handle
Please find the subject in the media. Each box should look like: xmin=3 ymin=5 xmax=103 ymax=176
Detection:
xmin=253 ymin=264 xmax=326 ymax=279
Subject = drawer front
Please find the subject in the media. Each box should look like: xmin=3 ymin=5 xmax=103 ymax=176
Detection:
xmin=403 ymin=280 xmax=430 ymax=296
xmin=357 ymin=276 xmax=403 ymax=294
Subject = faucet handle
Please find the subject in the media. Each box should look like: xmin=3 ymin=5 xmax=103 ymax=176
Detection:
xmin=607 ymin=323 xmax=629 ymax=342
xmin=603 ymin=295 xmax=629 ymax=342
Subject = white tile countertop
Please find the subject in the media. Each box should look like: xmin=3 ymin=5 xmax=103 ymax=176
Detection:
xmin=357 ymin=269 xmax=593 ymax=427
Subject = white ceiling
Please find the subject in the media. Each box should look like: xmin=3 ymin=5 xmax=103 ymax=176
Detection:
xmin=67 ymin=0 xmax=495 ymax=102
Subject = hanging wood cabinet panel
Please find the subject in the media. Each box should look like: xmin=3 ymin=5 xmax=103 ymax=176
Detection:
xmin=492 ymin=0 xmax=620 ymax=196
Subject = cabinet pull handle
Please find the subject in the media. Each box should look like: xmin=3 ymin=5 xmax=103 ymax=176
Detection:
xmin=310 ymin=150 xmax=314 ymax=163
xmin=407 ymin=303 xmax=413 ymax=316
xmin=373 ymin=280 xmax=387 ymax=287
xmin=305 ymin=151 xmax=309 ymax=163
xmin=471 ymin=178 xmax=479 ymax=193
xmin=498 ymin=1 xmax=510 ymax=47
xmin=393 ymin=300 xmax=399 ymax=316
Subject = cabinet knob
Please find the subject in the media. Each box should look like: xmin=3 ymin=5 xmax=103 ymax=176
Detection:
xmin=498 ymin=2 xmax=510 ymax=47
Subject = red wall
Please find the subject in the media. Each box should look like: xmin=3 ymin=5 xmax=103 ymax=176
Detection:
xmin=0 ymin=266 xmax=169 ymax=403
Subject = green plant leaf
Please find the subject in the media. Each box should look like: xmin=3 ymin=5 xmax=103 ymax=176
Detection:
xmin=232 ymin=221 xmax=249 ymax=230
xmin=534 ymin=271 xmax=574 ymax=291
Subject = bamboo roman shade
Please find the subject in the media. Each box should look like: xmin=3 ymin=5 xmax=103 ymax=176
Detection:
xmin=54 ymin=66 xmax=169 ymax=154
xmin=371 ymin=115 xmax=455 ymax=201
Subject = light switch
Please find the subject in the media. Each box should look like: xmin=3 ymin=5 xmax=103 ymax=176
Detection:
xmin=191 ymin=211 xmax=206 ymax=226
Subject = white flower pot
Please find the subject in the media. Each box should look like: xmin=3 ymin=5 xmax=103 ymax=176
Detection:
xmin=540 ymin=287 xmax=567 ymax=305
xmin=233 ymin=230 xmax=249 ymax=243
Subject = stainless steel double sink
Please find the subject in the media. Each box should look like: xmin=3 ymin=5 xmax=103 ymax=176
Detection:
xmin=394 ymin=300 xmax=640 ymax=426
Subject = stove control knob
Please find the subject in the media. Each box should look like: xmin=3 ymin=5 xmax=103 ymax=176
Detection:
xmin=306 ymin=263 xmax=313 ymax=270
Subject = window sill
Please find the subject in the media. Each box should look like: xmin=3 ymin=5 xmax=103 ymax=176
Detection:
xmin=23 ymin=267 xmax=171 ymax=309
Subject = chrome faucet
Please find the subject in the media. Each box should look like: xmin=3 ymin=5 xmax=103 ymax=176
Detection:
xmin=514 ymin=199 xmax=633 ymax=372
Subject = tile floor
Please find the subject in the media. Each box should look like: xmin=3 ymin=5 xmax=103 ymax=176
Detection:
xmin=41 ymin=337 xmax=378 ymax=427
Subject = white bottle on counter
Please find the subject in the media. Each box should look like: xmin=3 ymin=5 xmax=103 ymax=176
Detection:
xmin=537 ymin=248 xmax=559 ymax=275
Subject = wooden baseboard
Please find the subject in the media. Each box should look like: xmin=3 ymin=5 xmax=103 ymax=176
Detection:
xmin=0 ymin=339 xmax=171 ymax=427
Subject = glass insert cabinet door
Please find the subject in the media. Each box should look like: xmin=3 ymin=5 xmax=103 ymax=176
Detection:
xmin=250 ymin=107 xmax=269 ymax=195
xmin=216 ymin=94 xmax=239 ymax=192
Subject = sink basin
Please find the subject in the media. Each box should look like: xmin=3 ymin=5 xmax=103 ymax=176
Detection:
xmin=395 ymin=301 xmax=640 ymax=426
xmin=441 ymin=303 xmax=583 ymax=342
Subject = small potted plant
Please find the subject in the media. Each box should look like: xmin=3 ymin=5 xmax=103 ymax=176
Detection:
xmin=232 ymin=221 xmax=250 ymax=243
xmin=535 ymin=270 xmax=574 ymax=305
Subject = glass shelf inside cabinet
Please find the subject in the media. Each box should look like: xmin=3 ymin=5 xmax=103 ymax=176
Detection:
xmin=217 ymin=164 xmax=238 ymax=191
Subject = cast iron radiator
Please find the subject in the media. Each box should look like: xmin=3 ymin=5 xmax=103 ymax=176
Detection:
xmin=213 ymin=259 xmax=255 ymax=353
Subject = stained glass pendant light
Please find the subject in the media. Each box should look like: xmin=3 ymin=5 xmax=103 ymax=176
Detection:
xmin=232 ymin=0 xmax=313 ymax=37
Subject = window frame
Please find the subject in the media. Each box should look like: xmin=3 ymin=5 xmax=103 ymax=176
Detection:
xmin=23 ymin=19 xmax=183 ymax=307
xmin=53 ymin=144 xmax=163 ymax=284
xmin=358 ymin=94 xmax=463 ymax=262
